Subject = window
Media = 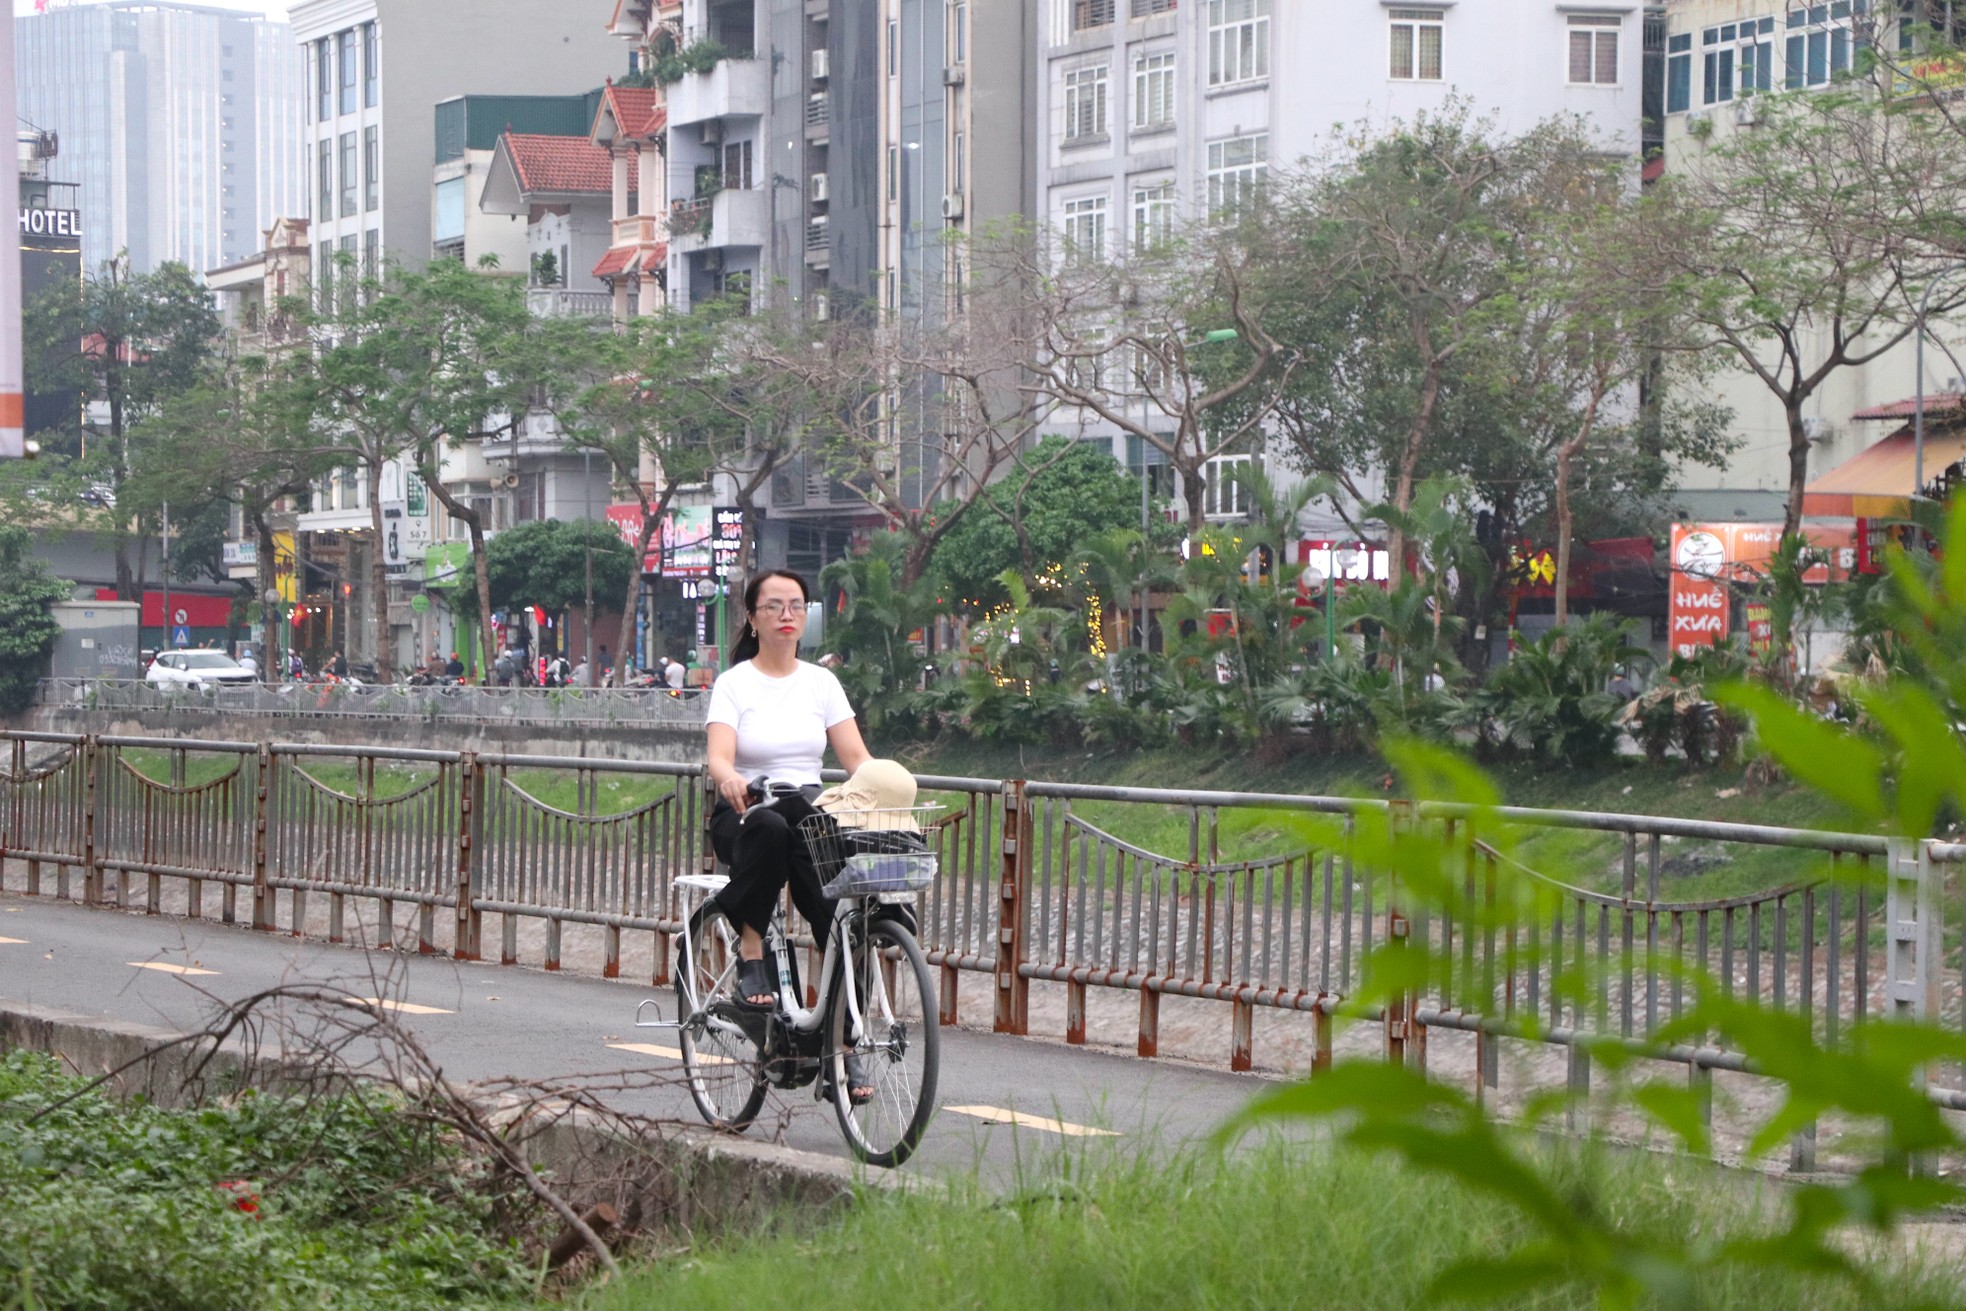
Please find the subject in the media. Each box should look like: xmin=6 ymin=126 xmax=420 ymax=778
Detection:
xmin=1667 ymin=32 xmax=1693 ymax=110
xmin=434 ymin=177 xmax=465 ymax=243
xmin=887 ymin=18 xmax=898 ymax=75
xmin=1900 ymin=0 xmax=1963 ymax=53
xmin=1133 ymin=50 xmax=1175 ymax=128
xmin=1063 ymin=194 xmax=1108 ymax=261
xmin=1209 ymin=0 xmax=1270 ymax=84
xmin=339 ymin=235 xmax=357 ymax=309
xmin=1568 ymin=14 xmax=1621 ymax=82
xmin=1389 ymin=8 xmax=1445 ymax=79
xmin=1064 ymin=64 xmax=1110 ymax=140
xmin=723 ymin=139 xmax=754 ymax=190
xmin=339 ymin=132 xmax=357 ymax=217
xmin=316 ymin=243 xmax=333 ymax=311
xmin=362 ymin=22 xmax=378 ymax=107
xmin=951 ymin=130 xmax=965 ymax=189
xmin=363 ymin=126 xmax=378 ymax=210
xmin=950 ymin=2 xmax=967 ymax=61
xmin=316 ymin=37 xmax=332 ymax=120
xmin=363 ymin=228 xmax=379 ymax=280
xmin=1132 ymin=344 xmax=1171 ymax=396
xmin=1785 ymin=4 xmax=1857 ymax=88
xmin=887 ymin=144 xmax=899 ymax=202
xmin=1203 ymin=456 xmax=1252 ymax=518
xmin=1133 ymin=0 xmax=1178 ymax=14
xmin=1133 ymin=179 xmax=1175 ymax=249
xmin=317 ymin=139 xmax=332 ymax=220
xmin=1702 ymin=18 xmax=1774 ymax=102
xmin=338 ymin=29 xmax=356 ymax=115
xmin=1206 ymin=133 xmax=1267 ymax=215
xmin=1073 ymin=0 xmax=1117 ymax=31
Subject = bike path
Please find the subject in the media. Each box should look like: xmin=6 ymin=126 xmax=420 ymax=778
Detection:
xmin=0 ymin=892 xmax=1274 ymax=1183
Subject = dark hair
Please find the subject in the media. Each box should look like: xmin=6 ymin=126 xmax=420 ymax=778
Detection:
xmin=729 ymin=569 xmax=811 ymax=665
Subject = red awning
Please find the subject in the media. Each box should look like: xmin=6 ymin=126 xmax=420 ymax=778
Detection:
xmin=591 ymin=246 xmax=635 ymax=278
xmin=1801 ymin=424 xmax=1966 ymax=517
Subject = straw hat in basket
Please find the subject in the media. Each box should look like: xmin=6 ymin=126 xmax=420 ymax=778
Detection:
xmin=815 ymin=759 xmax=921 ymax=833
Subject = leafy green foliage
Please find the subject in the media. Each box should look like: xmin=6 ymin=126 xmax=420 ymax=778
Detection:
xmin=930 ymin=437 xmax=1149 ymax=612
xmin=0 ymin=1051 xmax=533 ymax=1310
xmin=1469 ymin=614 xmax=1645 ymax=766
xmin=485 ymin=517 xmax=636 ymax=616
xmin=0 ymin=526 xmax=70 ymax=716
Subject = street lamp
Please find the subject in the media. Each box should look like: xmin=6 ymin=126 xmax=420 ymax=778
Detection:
xmin=1914 ymin=261 xmax=1966 ymax=498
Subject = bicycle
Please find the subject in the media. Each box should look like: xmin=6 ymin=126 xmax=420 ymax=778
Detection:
xmin=636 ymin=780 xmax=941 ymax=1168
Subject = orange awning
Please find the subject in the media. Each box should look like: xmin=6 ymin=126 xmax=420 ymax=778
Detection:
xmin=1801 ymin=424 xmax=1966 ymax=518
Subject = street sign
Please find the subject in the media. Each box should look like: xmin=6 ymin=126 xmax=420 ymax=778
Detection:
xmin=173 ymin=607 xmax=188 ymax=626
xmin=171 ymin=625 xmax=190 ymax=647
xmin=409 ymin=593 xmax=430 ymax=614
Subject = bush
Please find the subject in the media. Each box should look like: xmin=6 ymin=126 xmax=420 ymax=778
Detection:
xmin=1471 ymin=614 xmax=1645 ymax=767
xmin=0 ymin=1051 xmax=534 ymax=1310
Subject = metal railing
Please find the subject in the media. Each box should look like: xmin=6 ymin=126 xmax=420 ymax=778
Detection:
xmin=35 ymin=679 xmax=706 ymax=729
xmin=5 ymin=730 xmax=1959 ymax=1154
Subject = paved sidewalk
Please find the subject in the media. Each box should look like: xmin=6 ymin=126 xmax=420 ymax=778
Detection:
xmin=0 ymin=890 xmax=1274 ymax=1184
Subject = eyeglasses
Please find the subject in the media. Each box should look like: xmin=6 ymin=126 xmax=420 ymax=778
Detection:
xmin=753 ymin=600 xmax=805 ymax=619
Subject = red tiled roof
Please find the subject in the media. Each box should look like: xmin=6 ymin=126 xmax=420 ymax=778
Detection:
xmin=504 ymin=133 xmax=616 ymax=196
xmin=1851 ymin=392 xmax=1966 ymax=421
xmin=593 ymin=247 xmax=636 ymax=278
xmin=637 ymin=244 xmax=668 ymax=273
xmin=601 ymin=84 xmax=667 ymax=139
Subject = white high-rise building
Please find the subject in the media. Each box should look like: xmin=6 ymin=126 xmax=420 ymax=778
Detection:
xmin=16 ymin=1 xmax=304 ymax=274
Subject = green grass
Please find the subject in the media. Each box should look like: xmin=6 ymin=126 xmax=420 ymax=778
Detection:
xmin=576 ymin=1139 xmax=1965 ymax=1311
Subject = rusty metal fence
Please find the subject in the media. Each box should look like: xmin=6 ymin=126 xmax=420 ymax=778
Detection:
xmin=5 ymin=730 xmax=1962 ymax=1145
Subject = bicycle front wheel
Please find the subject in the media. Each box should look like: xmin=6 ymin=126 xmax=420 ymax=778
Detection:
xmin=676 ymin=901 xmax=767 ymax=1132
xmin=829 ymin=915 xmax=939 ymax=1167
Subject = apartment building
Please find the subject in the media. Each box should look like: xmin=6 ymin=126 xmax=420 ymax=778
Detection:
xmin=1659 ymin=0 xmax=1966 ymax=521
xmin=1035 ymin=0 xmax=1650 ymax=519
xmin=15 ymin=1 xmax=303 ymax=274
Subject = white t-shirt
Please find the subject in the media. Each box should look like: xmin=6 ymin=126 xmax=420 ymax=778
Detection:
xmin=706 ymin=659 xmax=855 ymax=786
xmin=664 ymin=661 xmax=685 ymax=690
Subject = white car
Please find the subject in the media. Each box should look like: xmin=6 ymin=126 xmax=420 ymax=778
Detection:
xmin=145 ymin=649 xmax=256 ymax=691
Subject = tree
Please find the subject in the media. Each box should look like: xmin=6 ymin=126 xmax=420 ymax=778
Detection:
xmin=308 ymin=258 xmax=543 ymax=680
xmin=131 ymin=352 xmax=333 ymax=677
xmin=929 ymin=435 xmax=1148 ymax=611
xmin=485 ymin=518 xmax=636 ymax=618
xmin=23 ymin=257 xmax=220 ymax=599
xmin=1654 ymin=87 xmax=1966 ymax=535
xmin=536 ymin=297 xmax=740 ymax=670
xmin=1272 ymin=109 xmax=1627 ymax=580
xmin=0 ymin=525 xmax=70 ymax=716
xmin=1004 ymin=219 xmax=1303 ymax=536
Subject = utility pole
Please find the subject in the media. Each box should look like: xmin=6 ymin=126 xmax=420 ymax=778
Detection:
xmin=161 ymin=500 xmax=172 ymax=650
xmin=583 ymin=446 xmax=596 ymax=686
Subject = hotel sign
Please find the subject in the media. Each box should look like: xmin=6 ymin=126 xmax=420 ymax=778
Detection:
xmin=18 ymin=209 xmax=81 ymax=239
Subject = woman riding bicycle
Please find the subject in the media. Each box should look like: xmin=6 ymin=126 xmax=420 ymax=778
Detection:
xmin=704 ymin=568 xmax=874 ymax=1099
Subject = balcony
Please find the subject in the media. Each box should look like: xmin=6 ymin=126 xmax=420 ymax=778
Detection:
xmin=670 ymin=186 xmax=768 ymax=253
xmin=665 ymin=55 xmax=768 ymax=129
xmin=526 ymin=287 xmax=615 ymax=318
xmin=804 ymin=217 xmax=830 ymax=266
xmin=611 ymin=214 xmax=663 ymax=246
xmin=804 ymin=91 xmax=830 ymax=141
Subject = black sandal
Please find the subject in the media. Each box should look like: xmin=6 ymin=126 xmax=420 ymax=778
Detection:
xmin=735 ymin=957 xmax=776 ymax=1009
xmin=842 ymin=1051 xmax=874 ymax=1105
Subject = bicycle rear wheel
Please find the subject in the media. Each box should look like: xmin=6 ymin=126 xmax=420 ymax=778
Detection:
xmin=829 ymin=915 xmax=938 ymax=1167
xmin=677 ymin=901 xmax=767 ymax=1132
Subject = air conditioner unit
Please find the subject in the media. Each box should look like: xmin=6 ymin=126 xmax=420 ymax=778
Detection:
xmin=810 ymin=170 xmax=829 ymax=202
xmin=812 ymin=291 xmax=829 ymax=321
xmin=1801 ymin=416 xmax=1833 ymax=443
xmin=499 ymin=472 xmax=521 ymax=489
xmin=941 ymin=191 xmax=965 ymax=219
xmin=942 ymin=63 xmax=966 ymax=86
xmin=700 ymin=249 xmax=724 ymax=273
xmin=701 ymin=120 xmax=725 ymax=147
xmin=1732 ymin=96 xmax=1760 ymax=126
xmin=811 ymin=47 xmax=829 ymax=80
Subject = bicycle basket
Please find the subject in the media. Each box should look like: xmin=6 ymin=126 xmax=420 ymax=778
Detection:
xmin=798 ymin=808 xmax=939 ymax=898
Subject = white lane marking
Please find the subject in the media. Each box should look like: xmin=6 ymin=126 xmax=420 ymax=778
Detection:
xmin=608 ymin=1041 xmax=732 ymax=1066
xmin=346 ymin=998 xmax=454 ymax=1016
xmin=127 ymin=961 xmax=219 ymax=976
xmin=0 ymin=936 xmax=26 ymax=945
xmin=943 ymin=1105 xmax=1120 ymax=1138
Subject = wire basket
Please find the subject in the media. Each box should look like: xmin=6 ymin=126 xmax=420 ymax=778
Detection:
xmin=798 ymin=807 xmax=940 ymax=899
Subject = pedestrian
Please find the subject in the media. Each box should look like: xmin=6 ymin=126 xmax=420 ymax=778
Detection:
xmin=1609 ymin=665 xmax=1636 ymax=703
xmin=571 ymin=657 xmax=589 ymax=687
xmin=328 ymin=650 xmax=348 ymax=679
xmin=665 ymin=655 xmax=686 ymax=691
xmin=597 ymin=645 xmax=612 ymax=684
xmin=545 ymin=653 xmax=571 ymax=687
xmin=445 ymin=650 xmax=465 ymax=679
xmin=288 ymin=650 xmax=304 ymax=680
xmin=493 ymin=648 xmax=515 ymax=687
xmin=238 ymin=648 xmax=259 ymax=678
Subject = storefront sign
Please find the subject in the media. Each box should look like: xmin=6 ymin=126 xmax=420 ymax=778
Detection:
xmin=1295 ymin=540 xmax=1391 ymax=593
xmin=606 ymin=503 xmax=713 ymax=576
xmin=18 ymin=208 xmax=81 ymax=238
xmin=1666 ymin=523 xmax=1856 ymax=659
xmin=711 ymin=506 xmax=744 ymax=583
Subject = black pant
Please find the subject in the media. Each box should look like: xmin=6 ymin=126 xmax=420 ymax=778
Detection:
xmin=708 ymin=795 xmax=835 ymax=942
